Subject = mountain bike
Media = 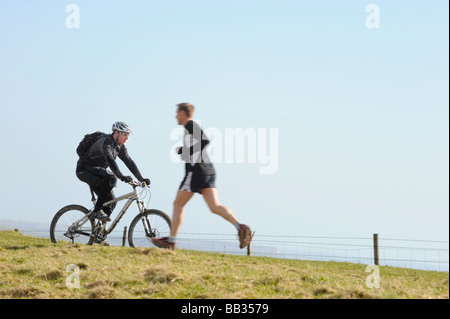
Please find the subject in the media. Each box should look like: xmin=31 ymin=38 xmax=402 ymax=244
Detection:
xmin=50 ymin=180 xmax=171 ymax=248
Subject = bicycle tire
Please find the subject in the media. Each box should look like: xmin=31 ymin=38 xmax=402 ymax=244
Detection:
xmin=50 ymin=204 xmax=95 ymax=245
xmin=128 ymin=209 xmax=172 ymax=248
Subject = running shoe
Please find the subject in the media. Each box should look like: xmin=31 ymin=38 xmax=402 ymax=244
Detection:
xmin=152 ymin=237 xmax=176 ymax=250
xmin=238 ymin=224 xmax=252 ymax=249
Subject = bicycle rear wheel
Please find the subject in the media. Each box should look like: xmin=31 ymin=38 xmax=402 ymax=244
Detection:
xmin=50 ymin=204 xmax=95 ymax=245
xmin=128 ymin=209 xmax=171 ymax=248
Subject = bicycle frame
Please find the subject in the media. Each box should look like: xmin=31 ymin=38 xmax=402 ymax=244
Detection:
xmin=70 ymin=183 xmax=147 ymax=239
xmin=101 ymin=186 xmax=146 ymax=235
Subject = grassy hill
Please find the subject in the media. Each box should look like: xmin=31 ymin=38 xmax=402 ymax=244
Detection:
xmin=0 ymin=230 xmax=448 ymax=299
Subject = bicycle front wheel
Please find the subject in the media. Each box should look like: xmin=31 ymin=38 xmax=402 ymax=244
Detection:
xmin=50 ymin=204 xmax=95 ymax=245
xmin=128 ymin=209 xmax=172 ymax=248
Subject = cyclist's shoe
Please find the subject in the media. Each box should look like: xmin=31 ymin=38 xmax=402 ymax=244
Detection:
xmin=238 ymin=224 xmax=252 ymax=249
xmin=152 ymin=237 xmax=176 ymax=250
xmin=92 ymin=210 xmax=111 ymax=222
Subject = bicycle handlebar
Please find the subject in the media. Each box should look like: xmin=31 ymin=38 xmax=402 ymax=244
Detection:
xmin=128 ymin=180 xmax=150 ymax=188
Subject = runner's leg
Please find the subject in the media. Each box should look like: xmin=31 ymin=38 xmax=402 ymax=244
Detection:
xmin=201 ymin=187 xmax=239 ymax=226
xmin=171 ymin=190 xmax=194 ymax=238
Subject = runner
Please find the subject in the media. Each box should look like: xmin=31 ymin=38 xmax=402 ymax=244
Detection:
xmin=152 ymin=103 xmax=252 ymax=249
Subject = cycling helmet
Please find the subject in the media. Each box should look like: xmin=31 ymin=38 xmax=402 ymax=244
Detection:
xmin=112 ymin=121 xmax=133 ymax=134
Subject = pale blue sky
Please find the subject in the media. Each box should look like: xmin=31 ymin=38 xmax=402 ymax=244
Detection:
xmin=0 ymin=1 xmax=448 ymax=242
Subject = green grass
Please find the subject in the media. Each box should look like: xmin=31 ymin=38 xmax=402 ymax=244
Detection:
xmin=0 ymin=230 xmax=448 ymax=299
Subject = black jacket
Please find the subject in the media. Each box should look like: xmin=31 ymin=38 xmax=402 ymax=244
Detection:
xmin=77 ymin=134 xmax=144 ymax=181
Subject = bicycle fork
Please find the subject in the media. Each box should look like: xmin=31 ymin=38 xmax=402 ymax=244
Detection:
xmin=141 ymin=215 xmax=155 ymax=237
xmin=137 ymin=201 xmax=157 ymax=238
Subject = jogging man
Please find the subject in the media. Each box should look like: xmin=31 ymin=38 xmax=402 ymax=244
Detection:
xmin=152 ymin=103 xmax=252 ymax=249
xmin=76 ymin=121 xmax=150 ymax=222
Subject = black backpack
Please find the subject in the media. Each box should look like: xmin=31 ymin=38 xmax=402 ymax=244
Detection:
xmin=76 ymin=131 xmax=107 ymax=157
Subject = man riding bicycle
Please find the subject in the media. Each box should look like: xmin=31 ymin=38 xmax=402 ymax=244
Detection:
xmin=76 ymin=121 xmax=151 ymax=222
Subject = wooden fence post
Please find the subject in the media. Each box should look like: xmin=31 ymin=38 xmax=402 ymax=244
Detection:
xmin=373 ymin=233 xmax=379 ymax=266
xmin=122 ymin=226 xmax=127 ymax=247
xmin=247 ymin=231 xmax=255 ymax=256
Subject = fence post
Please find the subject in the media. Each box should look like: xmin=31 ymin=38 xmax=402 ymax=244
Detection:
xmin=373 ymin=233 xmax=379 ymax=266
xmin=247 ymin=231 xmax=255 ymax=256
xmin=122 ymin=226 xmax=127 ymax=247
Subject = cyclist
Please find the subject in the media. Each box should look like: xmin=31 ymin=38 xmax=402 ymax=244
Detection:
xmin=152 ymin=103 xmax=252 ymax=250
xmin=76 ymin=121 xmax=151 ymax=222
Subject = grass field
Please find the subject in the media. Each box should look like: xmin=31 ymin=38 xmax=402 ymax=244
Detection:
xmin=0 ymin=230 xmax=448 ymax=299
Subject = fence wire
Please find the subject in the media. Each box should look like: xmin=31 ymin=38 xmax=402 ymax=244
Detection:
xmin=2 ymin=228 xmax=448 ymax=272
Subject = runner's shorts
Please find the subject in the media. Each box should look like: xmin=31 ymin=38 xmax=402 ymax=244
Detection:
xmin=179 ymin=172 xmax=216 ymax=194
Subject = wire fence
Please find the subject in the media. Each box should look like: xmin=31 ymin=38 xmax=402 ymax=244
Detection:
xmin=3 ymin=227 xmax=449 ymax=272
xmin=172 ymin=232 xmax=449 ymax=272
